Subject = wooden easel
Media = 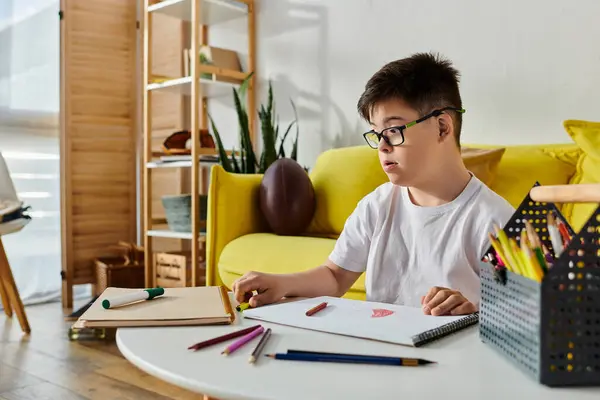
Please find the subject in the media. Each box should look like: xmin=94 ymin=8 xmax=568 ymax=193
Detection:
xmin=0 ymin=238 xmax=30 ymax=334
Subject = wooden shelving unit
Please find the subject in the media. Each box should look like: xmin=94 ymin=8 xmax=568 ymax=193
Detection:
xmin=142 ymin=0 xmax=256 ymax=288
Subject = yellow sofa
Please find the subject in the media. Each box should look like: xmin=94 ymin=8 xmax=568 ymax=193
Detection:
xmin=206 ymin=121 xmax=600 ymax=300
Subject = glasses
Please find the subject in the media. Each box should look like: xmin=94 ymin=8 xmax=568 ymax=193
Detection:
xmin=362 ymin=107 xmax=466 ymax=149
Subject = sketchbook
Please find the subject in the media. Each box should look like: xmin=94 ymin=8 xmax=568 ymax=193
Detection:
xmin=242 ymin=296 xmax=478 ymax=347
xmin=72 ymin=286 xmax=235 ymax=329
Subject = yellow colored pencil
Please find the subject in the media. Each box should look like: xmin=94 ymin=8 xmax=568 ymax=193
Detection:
xmin=488 ymin=233 xmax=513 ymax=272
xmin=509 ymin=238 xmax=529 ymax=278
xmin=523 ymin=220 xmax=549 ymax=274
xmin=518 ymin=231 xmax=536 ymax=280
xmin=520 ymin=229 xmax=529 ymax=248
xmin=525 ymin=246 xmax=544 ymax=282
xmin=494 ymin=225 xmax=522 ymax=275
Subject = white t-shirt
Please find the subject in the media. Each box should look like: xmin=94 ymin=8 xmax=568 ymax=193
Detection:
xmin=329 ymin=174 xmax=515 ymax=308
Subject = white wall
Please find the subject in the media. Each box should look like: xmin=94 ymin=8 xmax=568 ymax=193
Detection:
xmin=0 ymin=0 xmax=59 ymax=113
xmin=212 ymin=0 xmax=600 ymax=169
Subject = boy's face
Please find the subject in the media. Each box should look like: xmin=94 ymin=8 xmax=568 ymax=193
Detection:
xmin=369 ymin=98 xmax=450 ymax=187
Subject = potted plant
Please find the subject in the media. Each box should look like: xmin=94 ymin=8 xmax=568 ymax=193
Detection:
xmin=209 ymin=73 xmax=301 ymax=174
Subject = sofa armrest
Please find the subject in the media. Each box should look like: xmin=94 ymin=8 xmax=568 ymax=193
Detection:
xmin=206 ymin=165 xmax=267 ymax=287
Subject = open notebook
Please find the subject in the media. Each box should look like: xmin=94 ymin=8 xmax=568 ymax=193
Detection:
xmin=242 ymin=296 xmax=478 ymax=347
xmin=72 ymin=286 xmax=235 ymax=329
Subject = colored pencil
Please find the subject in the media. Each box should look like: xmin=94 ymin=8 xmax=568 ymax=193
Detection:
xmin=266 ymin=351 xmax=436 ymax=366
xmin=249 ymin=328 xmax=272 ymax=364
xmin=533 ymin=246 xmax=549 ymax=274
xmin=542 ymin=243 xmax=554 ymax=265
xmin=222 ymin=326 xmax=265 ymax=355
xmin=305 ymin=301 xmax=328 ymax=316
xmin=510 ymin=238 xmax=528 ymax=277
xmin=547 ymin=212 xmax=564 ymax=257
xmin=494 ymin=225 xmax=522 ymax=275
xmin=488 ymin=233 xmax=512 ymax=272
xmin=557 ymin=219 xmax=572 ymax=246
xmin=287 ymin=349 xmax=435 ymax=363
xmin=518 ymin=231 xmax=534 ymax=280
xmin=523 ymin=220 xmax=549 ymax=273
xmin=523 ymin=245 xmax=543 ymax=282
xmin=188 ymin=325 xmax=262 ymax=351
xmin=524 ymin=220 xmax=541 ymax=248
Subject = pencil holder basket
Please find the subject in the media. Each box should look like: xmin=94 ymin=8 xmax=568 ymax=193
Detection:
xmin=480 ymin=182 xmax=600 ymax=387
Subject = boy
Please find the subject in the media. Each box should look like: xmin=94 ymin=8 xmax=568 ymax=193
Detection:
xmin=233 ymin=52 xmax=515 ymax=316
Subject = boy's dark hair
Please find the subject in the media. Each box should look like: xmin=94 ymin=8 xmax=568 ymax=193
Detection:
xmin=357 ymin=52 xmax=463 ymax=147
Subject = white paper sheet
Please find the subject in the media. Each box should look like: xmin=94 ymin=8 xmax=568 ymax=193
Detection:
xmin=242 ymin=296 xmax=472 ymax=346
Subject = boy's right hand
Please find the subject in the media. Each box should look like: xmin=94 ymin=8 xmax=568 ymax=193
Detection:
xmin=232 ymin=271 xmax=288 ymax=308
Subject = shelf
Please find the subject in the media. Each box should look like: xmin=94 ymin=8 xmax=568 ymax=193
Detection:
xmin=147 ymin=160 xmax=193 ymax=168
xmin=147 ymin=159 xmax=218 ymax=168
xmin=148 ymin=153 xmax=220 ymax=168
xmin=147 ymin=76 xmax=240 ymax=97
xmin=148 ymin=0 xmax=248 ymax=25
xmin=147 ymin=229 xmax=207 ymax=239
xmin=147 ymin=229 xmax=208 ymax=240
xmin=147 ymin=229 xmax=193 ymax=239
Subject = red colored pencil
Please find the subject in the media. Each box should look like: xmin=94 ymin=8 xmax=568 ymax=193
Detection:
xmin=188 ymin=325 xmax=261 ymax=351
xmin=305 ymin=302 xmax=328 ymax=316
xmin=557 ymin=220 xmax=571 ymax=246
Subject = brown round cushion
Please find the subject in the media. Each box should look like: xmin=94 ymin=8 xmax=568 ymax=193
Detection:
xmin=259 ymin=158 xmax=316 ymax=236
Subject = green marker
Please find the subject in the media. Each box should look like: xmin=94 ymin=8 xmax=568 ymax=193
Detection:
xmin=102 ymin=288 xmax=164 ymax=309
xmin=236 ymin=302 xmax=251 ymax=312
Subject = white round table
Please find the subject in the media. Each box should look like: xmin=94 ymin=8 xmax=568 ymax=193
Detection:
xmin=117 ymin=296 xmax=600 ymax=400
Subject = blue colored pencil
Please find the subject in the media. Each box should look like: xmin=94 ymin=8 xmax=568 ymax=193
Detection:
xmin=266 ymin=351 xmax=435 ymax=366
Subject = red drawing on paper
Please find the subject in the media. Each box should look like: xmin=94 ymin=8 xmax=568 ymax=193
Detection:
xmin=371 ymin=309 xmax=394 ymax=318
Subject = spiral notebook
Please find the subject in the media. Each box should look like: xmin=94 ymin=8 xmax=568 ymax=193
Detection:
xmin=242 ymin=296 xmax=478 ymax=347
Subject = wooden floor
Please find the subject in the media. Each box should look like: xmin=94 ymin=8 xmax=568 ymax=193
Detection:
xmin=0 ymin=299 xmax=203 ymax=400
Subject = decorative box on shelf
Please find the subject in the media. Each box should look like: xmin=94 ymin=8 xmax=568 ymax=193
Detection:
xmin=154 ymin=251 xmax=206 ymax=288
xmin=182 ymin=45 xmax=243 ymax=84
xmin=95 ymin=242 xmax=145 ymax=294
xmin=161 ymin=194 xmax=208 ymax=233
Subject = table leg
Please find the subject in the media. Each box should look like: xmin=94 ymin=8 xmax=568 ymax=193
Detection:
xmin=0 ymin=272 xmax=12 ymax=317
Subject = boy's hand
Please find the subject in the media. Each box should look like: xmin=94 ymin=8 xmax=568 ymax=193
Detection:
xmin=232 ymin=271 xmax=288 ymax=308
xmin=421 ymin=286 xmax=477 ymax=316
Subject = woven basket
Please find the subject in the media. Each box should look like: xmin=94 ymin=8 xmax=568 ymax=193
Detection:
xmin=161 ymin=194 xmax=208 ymax=233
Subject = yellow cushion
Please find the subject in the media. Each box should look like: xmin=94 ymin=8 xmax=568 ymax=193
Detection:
xmin=563 ymin=119 xmax=600 ymax=232
xmin=306 ymin=146 xmax=387 ymax=236
xmin=461 ymin=147 xmax=505 ymax=187
xmin=465 ymin=143 xmax=581 ymax=211
xmin=218 ymin=233 xmax=366 ymax=300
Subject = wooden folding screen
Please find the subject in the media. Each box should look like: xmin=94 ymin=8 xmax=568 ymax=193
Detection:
xmin=59 ymin=0 xmax=138 ymax=308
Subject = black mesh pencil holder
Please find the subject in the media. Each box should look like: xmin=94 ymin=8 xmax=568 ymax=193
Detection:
xmin=480 ymin=182 xmax=600 ymax=387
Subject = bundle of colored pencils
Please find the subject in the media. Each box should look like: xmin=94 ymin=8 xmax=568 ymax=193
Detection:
xmin=547 ymin=211 xmax=572 ymax=258
xmin=486 ymin=211 xmax=572 ymax=282
xmin=488 ymin=213 xmax=571 ymax=282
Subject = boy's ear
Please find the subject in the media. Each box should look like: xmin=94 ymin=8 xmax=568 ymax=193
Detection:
xmin=438 ymin=114 xmax=452 ymax=141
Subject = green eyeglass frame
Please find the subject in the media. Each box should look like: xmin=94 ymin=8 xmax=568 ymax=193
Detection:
xmin=363 ymin=106 xmax=466 ymax=149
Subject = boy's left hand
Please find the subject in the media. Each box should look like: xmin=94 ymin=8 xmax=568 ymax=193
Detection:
xmin=421 ymin=286 xmax=477 ymax=316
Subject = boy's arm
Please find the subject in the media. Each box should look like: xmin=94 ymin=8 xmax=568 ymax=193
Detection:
xmin=233 ymin=260 xmax=361 ymax=307
xmin=284 ymin=260 xmax=362 ymax=298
